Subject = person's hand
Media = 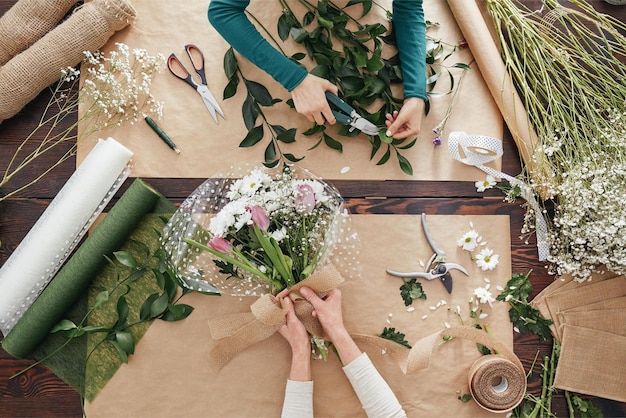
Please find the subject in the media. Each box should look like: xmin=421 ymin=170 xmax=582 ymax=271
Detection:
xmin=291 ymin=74 xmax=338 ymax=126
xmin=299 ymin=287 xmax=362 ymax=365
xmin=277 ymin=289 xmax=312 ymax=381
xmin=298 ymin=287 xmax=346 ymax=340
xmin=277 ymin=290 xmax=310 ymax=353
xmin=384 ymin=97 xmax=425 ymax=139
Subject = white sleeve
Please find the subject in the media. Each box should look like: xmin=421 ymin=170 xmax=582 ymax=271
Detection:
xmin=281 ymin=379 xmax=314 ymax=418
xmin=343 ymin=353 xmax=407 ymax=418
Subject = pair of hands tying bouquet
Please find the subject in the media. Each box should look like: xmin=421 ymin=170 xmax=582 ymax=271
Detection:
xmin=161 ymin=163 xmax=360 ymax=362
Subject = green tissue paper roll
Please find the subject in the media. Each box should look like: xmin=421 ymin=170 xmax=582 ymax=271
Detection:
xmin=1 ymin=179 xmax=161 ymax=359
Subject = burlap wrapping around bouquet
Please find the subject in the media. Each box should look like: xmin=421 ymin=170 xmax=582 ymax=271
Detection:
xmin=0 ymin=0 xmax=135 ymax=124
xmin=0 ymin=0 xmax=79 ymax=66
xmin=208 ymin=264 xmax=344 ymax=369
xmin=554 ymin=325 xmax=626 ymax=402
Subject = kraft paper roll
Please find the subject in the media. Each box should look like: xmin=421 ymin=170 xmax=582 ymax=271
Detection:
xmin=446 ymin=0 xmax=550 ymax=194
xmin=469 ymin=355 xmax=526 ymax=413
xmin=1 ymin=178 xmax=162 ymax=359
xmin=0 ymin=137 xmax=132 ymax=335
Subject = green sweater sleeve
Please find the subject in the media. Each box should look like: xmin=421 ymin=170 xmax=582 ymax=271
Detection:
xmin=392 ymin=0 xmax=427 ymax=101
xmin=208 ymin=0 xmax=308 ymax=92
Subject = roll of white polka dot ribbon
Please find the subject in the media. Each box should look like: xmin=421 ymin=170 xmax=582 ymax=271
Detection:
xmin=448 ymin=131 xmax=549 ymax=261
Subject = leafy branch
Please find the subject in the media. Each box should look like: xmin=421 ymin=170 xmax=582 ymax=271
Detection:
xmin=222 ymin=0 xmax=470 ymax=175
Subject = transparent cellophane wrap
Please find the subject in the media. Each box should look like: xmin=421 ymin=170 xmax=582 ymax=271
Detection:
xmin=161 ymin=163 xmax=361 ymax=297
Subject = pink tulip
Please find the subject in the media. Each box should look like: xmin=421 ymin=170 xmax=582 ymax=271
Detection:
xmin=208 ymin=236 xmax=232 ymax=253
xmin=295 ymin=184 xmax=316 ymax=213
xmin=248 ymin=205 xmax=270 ymax=231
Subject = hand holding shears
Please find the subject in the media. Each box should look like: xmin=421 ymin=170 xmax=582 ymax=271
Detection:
xmin=168 ymin=44 xmax=225 ymax=124
xmin=387 ymin=213 xmax=469 ymax=293
xmin=325 ymin=92 xmax=379 ymax=136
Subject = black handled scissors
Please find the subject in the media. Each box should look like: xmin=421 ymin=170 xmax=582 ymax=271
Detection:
xmin=387 ymin=213 xmax=469 ymax=293
xmin=168 ymin=44 xmax=225 ymax=124
xmin=325 ymin=92 xmax=379 ymax=136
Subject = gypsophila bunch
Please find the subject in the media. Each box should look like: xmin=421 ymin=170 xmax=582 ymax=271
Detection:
xmin=185 ymin=165 xmax=344 ymax=293
xmin=547 ymin=113 xmax=626 ymax=281
xmin=81 ymin=43 xmax=165 ymax=130
xmin=0 ymin=43 xmax=165 ymax=203
xmin=485 ymin=0 xmax=626 ymax=279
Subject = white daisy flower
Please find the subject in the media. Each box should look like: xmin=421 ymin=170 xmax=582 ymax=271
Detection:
xmin=475 ymin=247 xmax=500 ymax=271
xmin=457 ymin=229 xmax=480 ymax=251
xmin=475 ymin=175 xmax=497 ymax=192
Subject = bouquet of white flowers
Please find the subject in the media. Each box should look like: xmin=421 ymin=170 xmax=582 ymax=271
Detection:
xmin=161 ymin=164 xmax=360 ymax=296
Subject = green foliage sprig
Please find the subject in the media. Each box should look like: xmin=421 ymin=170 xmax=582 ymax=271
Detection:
xmin=399 ymin=278 xmax=427 ymax=306
xmin=379 ymin=326 xmax=411 ymax=349
xmin=222 ymin=0 xmax=469 ymax=174
xmin=496 ymin=271 xmax=553 ymax=341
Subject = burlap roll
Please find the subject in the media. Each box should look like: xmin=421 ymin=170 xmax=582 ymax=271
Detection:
xmin=0 ymin=0 xmax=136 ymax=124
xmin=0 ymin=0 xmax=79 ymax=66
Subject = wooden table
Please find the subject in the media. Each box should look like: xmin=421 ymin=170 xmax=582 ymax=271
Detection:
xmin=1 ymin=0 xmax=625 ymax=416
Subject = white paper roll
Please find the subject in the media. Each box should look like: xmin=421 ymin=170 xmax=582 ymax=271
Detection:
xmin=0 ymin=137 xmax=133 ymax=336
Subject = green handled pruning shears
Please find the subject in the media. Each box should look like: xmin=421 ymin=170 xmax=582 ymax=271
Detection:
xmin=325 ymin=91 xmax=380 ymax=136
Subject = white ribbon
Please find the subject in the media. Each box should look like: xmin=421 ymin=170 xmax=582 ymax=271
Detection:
xmin=448 ymin=132 xmax=550 ymax=261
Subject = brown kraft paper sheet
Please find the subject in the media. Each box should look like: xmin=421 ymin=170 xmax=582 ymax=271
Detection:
xmin=85 ymin=214 xmax=514 ymax=417
xmin=76 ymin=0 xmax=502 ymax=181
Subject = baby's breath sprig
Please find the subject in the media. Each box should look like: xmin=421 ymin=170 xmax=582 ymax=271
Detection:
xmin=1 ymin=43 xmax=165 ymax=203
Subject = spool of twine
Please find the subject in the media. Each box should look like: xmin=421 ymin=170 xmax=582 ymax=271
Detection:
xmin=0 ymin=0 xmax=136 ymax=124
xmin=469 ymin=355 xmax=526 ymax=413
xmin=0 ymin=0 xmax=79 ymax=66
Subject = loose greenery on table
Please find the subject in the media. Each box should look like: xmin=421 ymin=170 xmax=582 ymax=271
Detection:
xmin=222 ymin=0 xmax=469 ymax=175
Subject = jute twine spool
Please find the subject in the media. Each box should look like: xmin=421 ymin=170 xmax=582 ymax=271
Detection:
xmin=0 ymin=0 xmax=79 ymax=66
xmin=355 ymin=325 xmax=526 ymax=413
xmin=0 ymin=0 xmax=136 ymax=124
xmin=469 ymin=355 xmax=526 ymax=413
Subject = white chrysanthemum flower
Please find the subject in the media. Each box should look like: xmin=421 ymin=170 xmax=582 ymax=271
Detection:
xmin=473 ymin=286 xmax=495 ymax=306
xmin=457 ymin=229 xmax=480 ymax=251
xmin=475 ymin=248 xmax=500 ymax=271
xmin=270 ymin=227 xmax=287 ymax=242
xmin=475 ymin=175 xmax=497 ymax=192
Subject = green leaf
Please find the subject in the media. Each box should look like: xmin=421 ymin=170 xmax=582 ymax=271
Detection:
xmin=140 ymin=293 xmax=160 ymax=320
xmin=242 ymin=95 xmax=259 ymax=130
xmin=150 ymin=293 xmax=170 ymax=318
xmin=116 ymin=295 xmax=129 ymax=328
xmin=113 ymin=251 xmax=137 ymax=268
xmin=111 ymin=341 xmax=129 ymax=363
xmin=276 ymin=128 xmax=297 ymax=144
xmin=458 ymin=393 xmax=472 ymax=403
xmin=396 ymin=151 xmax=413 ymax=176
xmin=571 ymin=395 xmax=603 ymax=418
xmin=50 ymin=319 xmax=77 ymax=333
xmin=223 ymin=77 xmax=239 ymax=100
xmin=94 ymin=290 xmax=110 ymax=308
xmin=278 ymin=13 xmax=292 ymax=41
xmin=223 ymin=47 xmax=238 ymax=79
xmin=284 ymin=153 xmax=305 ymax=163
xmin=240 ymin=125 xmax=264 ymax=147
xmin=290 ymin=27 xmax=309 ymax=43
xmin=162 ymin=304 xmax=194 ymax=322
xmin=399 ymin=279 xmax=426 ymax=306
xmin=376 ymin=146 xmax=391 ymax=165
xmin=115 ymin=331 xmax=135 ymax=355
xmin=323 ymin=133 xmax=343 ymax=152
xmin=302 ymin=11 xmax=315 ymax=26
xmin=379 ymin=327 xmax=411 ymax=348
xmin=264 ymin=141 xmax=276 ymax=163
xmin=245 ymin=80 xmax=273 ymax=106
